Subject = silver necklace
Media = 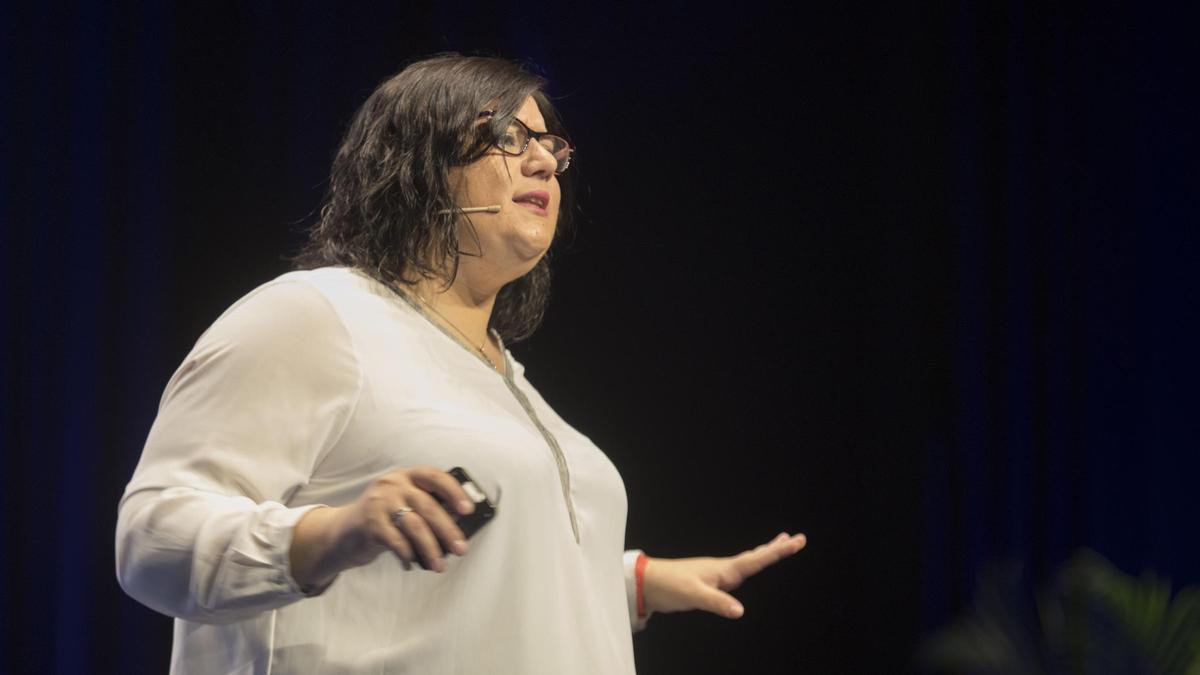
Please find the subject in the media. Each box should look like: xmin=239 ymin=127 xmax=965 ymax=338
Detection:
xmin=409 ymin=291 xmax=498 ymax=370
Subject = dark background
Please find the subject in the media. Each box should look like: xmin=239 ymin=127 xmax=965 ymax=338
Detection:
xmin=3 ymin=2 xmax=1198 ymax=673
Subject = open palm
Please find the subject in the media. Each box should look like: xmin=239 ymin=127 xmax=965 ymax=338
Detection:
xmin=643 ymin=532 xmax=807 ymax=619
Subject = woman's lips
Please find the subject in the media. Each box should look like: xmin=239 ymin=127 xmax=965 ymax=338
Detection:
xmin=513 ymin=190 xmax=550 ymax=216
xmin=514 ymin=201 xmax=547 ymax=216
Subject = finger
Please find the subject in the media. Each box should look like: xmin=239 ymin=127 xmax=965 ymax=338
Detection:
xmin=731 ymin=533 xmax=808 ymax=580
xmin=695 ymin=583 xmax=745 ymax=620
xmin=409 ymin=466 xmax=475 ymax=516
xmin=778 ymin=533 xmax=807 ymax=556
xmin=373 ymin=513 xmax=417 ymax=571
xmin=768 ymin=532 xmax=807 ymax=555
xmin=408 ymin=489 xmax=469 ymax=556
xmin=389 ymin=501 xmax=446 ymax=572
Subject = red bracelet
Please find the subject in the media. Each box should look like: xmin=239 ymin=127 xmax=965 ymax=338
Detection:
xmin=635 ymin=552 xmax=649 ymax=619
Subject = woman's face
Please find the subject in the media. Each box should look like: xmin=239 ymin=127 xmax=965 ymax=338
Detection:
xmin=448 ymin=96 xmax=562 ymax=289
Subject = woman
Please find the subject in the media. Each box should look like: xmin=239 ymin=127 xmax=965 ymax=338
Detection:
xmin=116 ymin=54 xmax=806 ymax=674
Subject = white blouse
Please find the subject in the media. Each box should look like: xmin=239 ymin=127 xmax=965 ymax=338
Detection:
xmin=116 ymin=267 xmax=645 ymax=674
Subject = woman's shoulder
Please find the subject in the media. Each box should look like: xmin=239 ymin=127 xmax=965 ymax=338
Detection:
xmin=215 ymin=267 xmax=383 ymax=325
xmin=194 ymin=268 xmax=363 ymax=354
xmin=216 ymin=267 xmax=429 ymax=355
xmin=266 ymin=266 xmax=376 ymax=300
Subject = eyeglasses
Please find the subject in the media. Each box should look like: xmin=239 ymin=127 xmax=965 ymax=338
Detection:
xmin=480 ymin=111 xmax=574 ymax=175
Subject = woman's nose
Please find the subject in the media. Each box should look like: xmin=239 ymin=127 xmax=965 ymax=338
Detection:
xmin=522 ymin=142 xmax=557 ymax=179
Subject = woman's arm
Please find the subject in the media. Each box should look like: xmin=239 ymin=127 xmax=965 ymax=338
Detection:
xmin=115 ymin=280 xmax=361 ymax=623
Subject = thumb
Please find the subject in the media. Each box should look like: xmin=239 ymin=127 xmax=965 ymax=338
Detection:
xmin=697 ymin=584 xmax=745 ymax=620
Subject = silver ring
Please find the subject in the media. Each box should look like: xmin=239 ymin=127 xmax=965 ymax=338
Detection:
xmin=390 ymin=506 xmax=415 ymax=527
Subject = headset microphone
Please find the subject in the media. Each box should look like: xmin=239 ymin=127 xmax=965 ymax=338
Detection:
xmin=437 ymin=205 xmax=502 ymax=214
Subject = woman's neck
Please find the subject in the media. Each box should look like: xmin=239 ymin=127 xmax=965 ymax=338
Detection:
xmin=410 ymin=276 xmax=498 ymax=349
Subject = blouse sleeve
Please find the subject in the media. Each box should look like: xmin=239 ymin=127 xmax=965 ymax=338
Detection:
xmin=115 ymin=279 xmax=362 ymax=625
xmin=623 ymin=549 xmax=652 ymax=632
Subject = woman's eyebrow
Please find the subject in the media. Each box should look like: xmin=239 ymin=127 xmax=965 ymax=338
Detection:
xmin=519 ymin=118 xmax=549 ymax=133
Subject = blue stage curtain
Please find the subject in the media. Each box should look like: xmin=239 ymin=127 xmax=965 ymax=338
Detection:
xmin=2 ymin=3 xmax=172 ymax=672
xmin=922 ymin=0 xmax=1200 ymax=634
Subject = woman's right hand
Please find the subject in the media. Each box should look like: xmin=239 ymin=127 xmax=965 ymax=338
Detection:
xmin=289 ymin=466 xmax=476 ymax=591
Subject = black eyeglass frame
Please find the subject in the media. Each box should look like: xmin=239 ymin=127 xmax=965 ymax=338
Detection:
xmin=479 ymin=110 xmax=574 ymax=175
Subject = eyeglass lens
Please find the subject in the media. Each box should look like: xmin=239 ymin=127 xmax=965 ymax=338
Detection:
xmin=499 ymin=121 xmax=572 ymax=174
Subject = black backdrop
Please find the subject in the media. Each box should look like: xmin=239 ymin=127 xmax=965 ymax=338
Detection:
xmin=2 ymin=2 xmax=1197 ymax=674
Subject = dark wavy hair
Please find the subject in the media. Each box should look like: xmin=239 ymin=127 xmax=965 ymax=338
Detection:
xmin=293 ymin=53 xmax=574 ymax=343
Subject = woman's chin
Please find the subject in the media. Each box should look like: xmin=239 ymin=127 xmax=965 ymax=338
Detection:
xmin=509 ymin=227 xmax=554 ymax=263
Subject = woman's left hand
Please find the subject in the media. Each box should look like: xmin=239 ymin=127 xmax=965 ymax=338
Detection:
xmin=642 ymin=532 xmax=807 ymax=619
